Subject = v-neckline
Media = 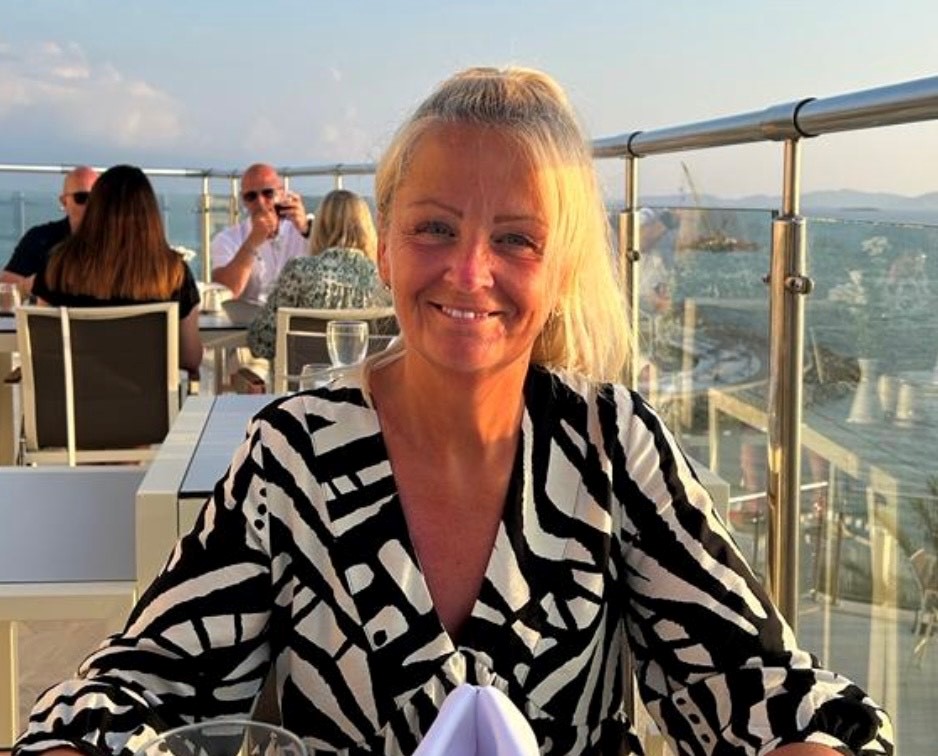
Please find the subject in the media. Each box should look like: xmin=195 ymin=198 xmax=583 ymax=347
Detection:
xmin=381 ymin=425 xmax=527 ymax=649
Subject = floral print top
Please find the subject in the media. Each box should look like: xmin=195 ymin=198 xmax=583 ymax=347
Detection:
xmin=247 ymin=246 xmax=390 ymax=358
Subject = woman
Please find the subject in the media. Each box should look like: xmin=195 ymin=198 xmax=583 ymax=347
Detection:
xmin=15 ymin=70 xmax=891 ymax=756
xmin=246 ymin=188 xmax=389 ymax=359
xmin=32 ymin=164 xmax=203 ymax=375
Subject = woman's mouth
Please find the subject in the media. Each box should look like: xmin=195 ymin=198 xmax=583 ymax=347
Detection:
xmin=436 ymin=304 xmax=494 ymax=320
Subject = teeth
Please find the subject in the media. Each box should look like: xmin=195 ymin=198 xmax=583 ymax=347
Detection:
xmin=440 ymin=306 xmax=488 ymax=320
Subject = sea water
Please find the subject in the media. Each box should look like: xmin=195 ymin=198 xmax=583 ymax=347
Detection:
xmin=0 ymin=191 xmax=214 ymax=277
xmin=3 ymin=190 xmax=936 ymax=373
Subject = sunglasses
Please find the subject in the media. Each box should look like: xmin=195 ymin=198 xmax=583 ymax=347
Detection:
xmin=66 ymin=191 xmax=91 ymax=206
xmin=242 ymin=187 xmax=279 ymax=203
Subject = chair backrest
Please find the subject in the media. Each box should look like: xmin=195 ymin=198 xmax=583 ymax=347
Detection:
xmin=911 ymin=549 xmax=938 ymax=592
xmin=15 ymin=303 xmax=180 ymax=465
xmin=273 ymin=306 xmax=398 ymax=393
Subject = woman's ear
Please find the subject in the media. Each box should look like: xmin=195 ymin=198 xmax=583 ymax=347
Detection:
xmin=377 ymin=235 xmax=391 ymax=287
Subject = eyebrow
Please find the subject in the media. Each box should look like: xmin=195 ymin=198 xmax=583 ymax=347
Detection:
xmin=406 ymin=198 xmax=545 ymax=225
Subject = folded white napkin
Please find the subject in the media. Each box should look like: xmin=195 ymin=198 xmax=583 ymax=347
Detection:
xmin=413 ymin=684 xmax=539 ymax=756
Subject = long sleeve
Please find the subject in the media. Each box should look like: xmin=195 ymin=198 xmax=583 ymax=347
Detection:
xmin=14 ymin=418 xmax=276 ymax=756
xmin=609 ymin=386 xmax=893 ymax=755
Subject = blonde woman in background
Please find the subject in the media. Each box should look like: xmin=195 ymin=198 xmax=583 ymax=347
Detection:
xmin=247 ymin=188 xmax=389 ymax=359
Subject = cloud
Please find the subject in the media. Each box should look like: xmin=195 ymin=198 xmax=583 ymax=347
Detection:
xmin=0 ymin=40 xmax=187 ymax=150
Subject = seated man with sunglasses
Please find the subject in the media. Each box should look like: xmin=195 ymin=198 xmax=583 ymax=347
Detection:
xmin=1 ymin=165 xmax=98 ymax=298
xmin=210 ymin=163 xmax=313 ymax=302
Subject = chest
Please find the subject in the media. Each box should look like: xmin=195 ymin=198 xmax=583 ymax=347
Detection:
xmin=394 ymin=451 xmax=515 ymax=639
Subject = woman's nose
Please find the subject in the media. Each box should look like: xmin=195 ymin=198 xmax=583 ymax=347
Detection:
xmin=445 ymin=235 xmax=494 ymax=290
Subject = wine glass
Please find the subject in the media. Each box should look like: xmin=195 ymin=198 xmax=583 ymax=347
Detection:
xmin=0 ymin=282 xmax=21 ymax=314
xmin=132 ymin=718 xmax=307 ymax=756
xmin=274 ymin=189 xmax=292 ymax=219
xmin=326 ymin=320 xmax=369 ymax=368
xmin=298 ymin=362 xmax=331 ymax=391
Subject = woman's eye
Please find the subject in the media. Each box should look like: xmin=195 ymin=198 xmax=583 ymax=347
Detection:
xmin=496 ymin=232 xmax=540 ymax=255
xmin=414 ymin=220 xmax=455 ymax=238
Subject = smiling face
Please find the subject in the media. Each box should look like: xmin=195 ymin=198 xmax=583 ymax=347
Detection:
xmin=379 ymin=122 xmax=558 ymax=380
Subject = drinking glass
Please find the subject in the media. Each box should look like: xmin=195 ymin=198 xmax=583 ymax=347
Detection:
xmin=298 ymin=363 xmax=331 ymax=391
xmin=132 ymin=718 xmax=307 ymax=756
xmin=326 ymin=320 xmax=369 ymax=368
xmin=0 ymin=282 xmax=21 ymax=314
xmin=274 ymin=189 xmax=292 ymax=219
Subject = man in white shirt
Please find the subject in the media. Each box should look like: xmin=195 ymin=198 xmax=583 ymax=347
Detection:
xmin=211 ymin=163 xmax=312 ymax=301
xmin=211 ymin=163 xmax=312 ymax=390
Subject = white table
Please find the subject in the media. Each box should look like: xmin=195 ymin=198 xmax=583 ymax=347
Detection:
xmin=0 ymin=466 xmax=144 ymax=745
xmin=197 ymin=310 xmax=251 ymax=394
xmin=135 ymin=393 xmax=272 ymax=592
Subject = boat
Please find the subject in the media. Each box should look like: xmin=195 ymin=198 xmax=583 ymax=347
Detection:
xmin=675 ymin=161 xmax=760 ymax=252
xmin=678 ymin=230 xmax=760 ymax=252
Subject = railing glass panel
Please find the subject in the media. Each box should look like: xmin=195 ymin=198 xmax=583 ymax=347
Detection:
xmin=687 ymin=211 xmax=938 ymax=754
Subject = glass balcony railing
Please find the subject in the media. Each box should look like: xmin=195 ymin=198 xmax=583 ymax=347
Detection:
xmin=0 ymin=190 xmax=229 ymax=280
xmin=635 ymin=206 xmax=937 ymax=754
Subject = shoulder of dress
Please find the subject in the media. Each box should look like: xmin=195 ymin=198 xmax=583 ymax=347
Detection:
xmin=531 ymin=367 xmax=644 ymax=422
xmin=282 ymin=256 xmax=314 ymax=272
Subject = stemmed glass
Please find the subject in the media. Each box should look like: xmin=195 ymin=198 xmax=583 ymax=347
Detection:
xmin=132 ymin=718 xmax=307 ymax=756
xmin=326 ymin=320 xmax=369 ymax=368
xmin=298 ymin=363 xmax=331 ymax=391
xmin=0 ymin=282 xmax=21 ymax=314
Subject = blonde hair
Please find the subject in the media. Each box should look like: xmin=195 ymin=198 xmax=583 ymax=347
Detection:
xmin=374 ymin=66 xmax=629 ymax=381
xmin=309 ymin=189 xmax=378 ymax=261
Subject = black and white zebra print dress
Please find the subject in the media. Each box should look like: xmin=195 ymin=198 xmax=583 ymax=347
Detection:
xmin=15 ymin=366 xmax=893 ymax=755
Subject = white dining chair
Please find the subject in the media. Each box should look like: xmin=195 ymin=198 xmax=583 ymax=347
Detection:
xmin=272 ymin=306 xmax=397 ymax=393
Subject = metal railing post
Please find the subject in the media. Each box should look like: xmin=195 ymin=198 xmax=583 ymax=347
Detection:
xmin=766 ymin=138 xmax=811 ymax=628
xmin=199 ymin=176 xmax=211 ymax=284
xmin=619 ymin=155 xmax=639 ymax=722
xmin=228 ymin=176 xmax=239 ymax=227
xmin=14 ymin=191 xmax=26 ymax=238
xmin=620 ymin=156 xmax=640 ymax=390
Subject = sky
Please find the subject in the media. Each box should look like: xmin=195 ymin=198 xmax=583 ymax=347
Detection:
xmin=1 ymin=0 xmax=937 ymax=201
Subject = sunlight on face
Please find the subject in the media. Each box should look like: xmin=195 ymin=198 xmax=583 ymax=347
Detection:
xmin=380 ymin=123 xmax=558 ymax=380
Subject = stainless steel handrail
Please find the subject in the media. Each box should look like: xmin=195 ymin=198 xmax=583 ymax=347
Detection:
xmin=593 ymin=74 xmax=938 ymax=157
xmin=0 ymin=163 xmax=380 ymax=178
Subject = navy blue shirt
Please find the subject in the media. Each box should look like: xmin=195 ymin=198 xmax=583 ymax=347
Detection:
xmin=4 ymin=217 xmax=70 ymax=277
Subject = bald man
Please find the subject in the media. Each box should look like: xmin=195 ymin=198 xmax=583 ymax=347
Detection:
xmin=1 ymin=166 xmax=99 ymax=296
xmin=210 ymin=163 xmax=312 ymax=301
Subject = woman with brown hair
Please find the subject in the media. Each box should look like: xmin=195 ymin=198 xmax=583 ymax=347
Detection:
xmin=33 ymin=164 xmax=203 ymax=375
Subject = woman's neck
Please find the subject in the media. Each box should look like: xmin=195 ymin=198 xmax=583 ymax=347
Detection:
xmin=370 ymin=351 xmax=528 ymax=455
